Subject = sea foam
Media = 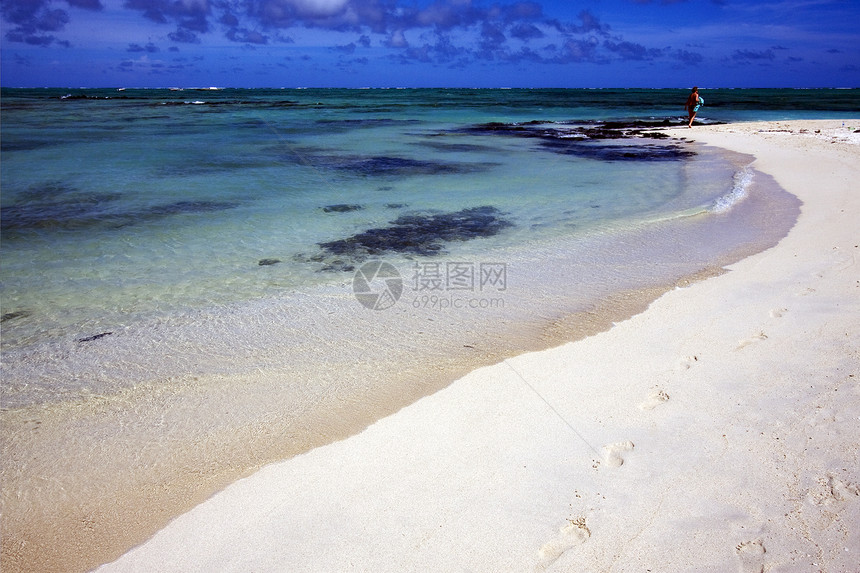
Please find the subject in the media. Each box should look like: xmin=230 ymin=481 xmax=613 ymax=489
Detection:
xmin=710 ymin=165 xmax=754 ymax=213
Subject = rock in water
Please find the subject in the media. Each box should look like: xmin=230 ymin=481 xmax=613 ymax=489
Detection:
xmin=322 ymin=204 xmax=363 ymax=213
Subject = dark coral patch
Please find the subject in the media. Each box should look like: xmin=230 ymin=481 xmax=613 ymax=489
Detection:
xmin=314 ymin=118 xmax=420 ymax=131
xmin=1 ymin=183 xmax=240 ymax=236
xmin=77 ymin=332 xmax=113 ymax=343
xmin=1 ymin=191 xmax=124 ymax=232
xmin=448 ymin=119 xmax=698 ymax=161
xmin=294 ymin=153 xmax=497 ymax=178
xmin=335 ymin=156 xmax=492 ymax=177
xmin=322 ymin=204 xmax=363 ymax=213
xmin=317 ymin=205 xmax=512 ymax=263
xmin=1 ymin=310 xmax=31 ymax=323
xmin=411 ymin=140 xmax=499 ymax=153
xmin=538 ymin=138 xmax=695 ymax=161
xmin=146 ymin=200 xmax=240 ymax=217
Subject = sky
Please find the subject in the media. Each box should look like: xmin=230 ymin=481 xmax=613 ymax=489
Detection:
xmin=1 ymin=0 xmax=858 ymax=88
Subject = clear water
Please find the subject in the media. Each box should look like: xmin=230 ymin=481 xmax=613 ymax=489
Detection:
xmin=5 ymin=86 xmax=850 ymax=410
xmin=3 ymin=87 xmax=838 ymax=570
xmin=5 ymin=87 xmax=850 ymax=361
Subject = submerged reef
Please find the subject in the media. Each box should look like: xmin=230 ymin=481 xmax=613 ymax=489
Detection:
xmin=1 ymin=310 xmax=31 ymax=323
xmin=320 ymin=206 xmax=512 ymax=257
xmin=299 ymin=153 xmax=498 ymax=177
xmin=322 ymin=204 xmax=364 ymax=213
xmin=1 ymin=181 xmax=240 ymax=236
xmin=446 ymin=119 xmax=699 ymax=161
xmin=294 ymin=206 xmax=513 ymax=272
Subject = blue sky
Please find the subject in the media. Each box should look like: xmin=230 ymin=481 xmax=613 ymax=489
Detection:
xmin=2 ymin=0 xmax=858 ymax=88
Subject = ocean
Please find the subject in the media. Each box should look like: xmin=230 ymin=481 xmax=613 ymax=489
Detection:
xmin=0 ymin=87 xmax=857 ymax=571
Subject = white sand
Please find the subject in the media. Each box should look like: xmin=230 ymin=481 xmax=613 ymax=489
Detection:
xmin=98 ymin=121 xmax=860 ymax=573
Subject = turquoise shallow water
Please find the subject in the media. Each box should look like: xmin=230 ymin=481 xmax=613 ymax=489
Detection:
xmin=0 ymin=89 xmax=820 ymax=565
xmin=0 ymin=88 xmax=852 ymax=404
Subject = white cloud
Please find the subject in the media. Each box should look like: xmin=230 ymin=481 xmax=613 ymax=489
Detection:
xmin=387 ymin=29 xmax=408 ymax=48
xmin=287 ymin=0 xmax=350 ymax=17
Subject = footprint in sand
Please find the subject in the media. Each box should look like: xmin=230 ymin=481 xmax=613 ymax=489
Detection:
xmin=536 ymin=518 xmax=590 ymax=570
xmin=736 ymin=331 xmax=768 ymax=350
xmin=769 ymin=308 xmax=787 ymax=318
xmin=601 ymin=441 xmax=634 ymax=468
xmin=735 ymin=539 xmax=766 ymax=573
xmin=807 ymin=474 xmax=860 ymax=505
xmin=638 ymin=389 xmax=670 ymax=411
xmin=677 ymin=355 xmax=699 ymax=370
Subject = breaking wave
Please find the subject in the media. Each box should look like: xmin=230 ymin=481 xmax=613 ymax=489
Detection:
xmin=710 ymin=165 xmax=754 ymax=213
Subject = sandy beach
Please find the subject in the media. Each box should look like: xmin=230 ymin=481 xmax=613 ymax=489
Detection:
xmin=84 ymin=120 xmax=859 ymax=572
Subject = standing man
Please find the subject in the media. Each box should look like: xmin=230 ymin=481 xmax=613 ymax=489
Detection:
xmin=685 ymin=87 xmax=703 ymax=128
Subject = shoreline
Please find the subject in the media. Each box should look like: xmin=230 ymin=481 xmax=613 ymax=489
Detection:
xmin=95 ymin=119 xmax=860 ymax=571
xmin=1 ymin=119 xmax=857 ymax=572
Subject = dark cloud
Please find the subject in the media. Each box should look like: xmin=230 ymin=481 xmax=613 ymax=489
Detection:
xmin=106 ymin=0 xmax=530 ymax=47
xmin=34 ymin=8 xmax=69 ymax=31
xmin=123 ymin=0 xmax=208 ymax=27
xmin=604 ymin=40 xmax=662 ymax=61
xmin=673 ymin=49 xmax=703 ymax=65
xmin=220 ymin=11 xmax=239 ymax=27
xmin=226 ymin=28 xmax=269 ymax=44
xmin=382 ymin=7 xmax=618 ymax=67
xmin=430 ymin=33 xmax=464 ymax=60
xmin=5 ymin=29 xmax=67 ymax=46
xmin=247 ymin=0 xmax=363 ymax=30
xmin=1 ymin=0 xmax=690 ymax=73
xmin=84 ymin=0 xmax=600 ymax=52
xmin=478 ymin=21 xmax=506 ymax=57
xmin=500 ymin=1 xmax=543 ymax=22
xmin=3 ymin=0 xmax=59 ymax=27
xmin=395 ymin=32 xmax=465 ymax=64
xmin=732 ymin=48 xmax=775 ymax=61
xmin=67 ymin=0 xmax=103 ymax=8
xmin=557 ymin=37 xmax=603 ymax=64
xmin=388 ymin=7 xmax=615 ymax=66
xmin=123 ymin=0 xmax=209 ymax=48
xmin=1 ymin=0 xmax=100 ymax=46
xmin=335 ymin=42 xmax=357 ymax=53
xmin=565 ymin=10 xmax=610 ymax=35
xmin=168 ymin=28 xmax=200 ymax=43
xmin=0 ymin=0 xmax=606 ymax=63
xmin=410 ymin=1 xmax=484 ymax=30
xmin=128 ymin=42 xmax=159 ymax=52
xmin=510 ymin=22 xmax=544 ymax=41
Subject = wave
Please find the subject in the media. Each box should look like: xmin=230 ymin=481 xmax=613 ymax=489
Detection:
xmin=628 ymin=164 xmax=756 ymax=229
xmin=710 ymin=165 xmax=754 ymax=214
